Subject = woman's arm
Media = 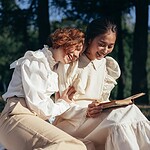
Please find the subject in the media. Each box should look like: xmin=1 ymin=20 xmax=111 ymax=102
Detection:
xmin=21 ymin=59 xmax=72 ymax=119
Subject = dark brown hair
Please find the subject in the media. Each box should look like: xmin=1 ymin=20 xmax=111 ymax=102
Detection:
xmin=85 ymin=17 xmax=117 ymax=46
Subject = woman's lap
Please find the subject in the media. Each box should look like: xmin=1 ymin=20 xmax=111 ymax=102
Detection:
xmin=0 ymin=98 xmax=86 ymax=150
xmin=55 ymin=104 xmax=150 ymax=149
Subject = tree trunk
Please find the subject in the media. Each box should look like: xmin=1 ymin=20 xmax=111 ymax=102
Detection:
xmin=115 ymin=12 xmax=125 ymax=99
xmin=132 ymin=0 xmax=149 ymax=104
xmin=37 ymin=0 xmax=50 ymax=48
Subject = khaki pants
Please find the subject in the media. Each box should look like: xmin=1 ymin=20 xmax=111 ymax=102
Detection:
xmin=0 ymin=97 xmax=87 ymax=150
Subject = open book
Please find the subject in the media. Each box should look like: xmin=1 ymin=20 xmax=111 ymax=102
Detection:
xmin=95 ymin=93 xmax=145 ymax=110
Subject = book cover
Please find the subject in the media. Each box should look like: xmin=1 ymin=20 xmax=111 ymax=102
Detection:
xmin=95 ymin=92 xmax=146 ymax=110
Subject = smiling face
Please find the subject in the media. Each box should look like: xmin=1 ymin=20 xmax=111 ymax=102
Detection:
xmin=48 ymin=27 xmax=85 ymax=64
xmin=53 ymin=42 xmax=84 ymax=64
xmin=85 ymin=31 xmax=116 ymax=60
xmin=62 ymin=43 xmax=84 ymax=64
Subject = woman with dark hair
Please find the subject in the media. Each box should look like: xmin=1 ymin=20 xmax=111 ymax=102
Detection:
xmin=0 ymin=28 xmax=87 ymax=150
xmin=54 ymin=17 xmax=150 ymax=150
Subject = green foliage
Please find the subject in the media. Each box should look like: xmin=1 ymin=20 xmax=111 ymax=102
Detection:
xmin=0 ymin=27 xmax=23 ymax=92
xmin=51 ymin=0 xmax=134 ymax=22
xmin=0 ymin=0 xmax=149 ymax=104
xmin=27 ymin=28 xmax=39 ymax=50
xmin=0 ymin=26 xmax=39 ymax=93
xmin=147 ymin=33 xmax=150 ymax=100
xmin=50 ymin=19 xmax=87 ymax=33
xmin=0 ymin=0 xmax=38 ymax=93
xmin=122 ymin=21 xmax=134 ymax=97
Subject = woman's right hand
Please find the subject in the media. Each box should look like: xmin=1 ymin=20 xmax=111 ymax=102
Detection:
xmin=60 ymin=86 xmax=76 ymax=103
xmin=86 ymin=101 xmax=103 ymax=118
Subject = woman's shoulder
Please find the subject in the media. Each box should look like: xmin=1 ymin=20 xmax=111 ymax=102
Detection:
xmin=105 ymin=56 xmax=121 ymax=80
xmin=24 ymin=49 xmax=45 ymax=59
xmin=10 ymin=48 xmax=46 ymax=69
xmin=105 ymin=56 xmax=118 ymax=66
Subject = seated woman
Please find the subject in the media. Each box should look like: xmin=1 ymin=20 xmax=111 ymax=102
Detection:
xmin=0 ymin=28 xmax=87 ymax=150
xmin=54 ymin=17 xmax=150 ymax=150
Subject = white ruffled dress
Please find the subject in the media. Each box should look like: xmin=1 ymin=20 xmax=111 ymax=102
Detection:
xmin=54 ymin=54 xmax=150 ymax=150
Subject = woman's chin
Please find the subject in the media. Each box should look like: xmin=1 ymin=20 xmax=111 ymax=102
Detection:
xmin=63 ymin=59 xmax=71 ymax=64
xmin=96 ymin=56 xmax=104 ymax=60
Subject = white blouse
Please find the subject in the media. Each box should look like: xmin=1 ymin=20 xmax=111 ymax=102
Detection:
xmin=56 ymin=54 xmax=121 ymax=107
xmin=54 ymin=54 xmax=150 ymax=150
xmin=2 ymin=45 xmax=71 ymax=120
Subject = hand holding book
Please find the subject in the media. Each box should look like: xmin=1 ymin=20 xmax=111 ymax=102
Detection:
xmin=95 ymin=93 xmax=146 ymax=110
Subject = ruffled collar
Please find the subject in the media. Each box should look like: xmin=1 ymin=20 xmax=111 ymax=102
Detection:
xmin=42 ymin=45 xmax=58 ymax=70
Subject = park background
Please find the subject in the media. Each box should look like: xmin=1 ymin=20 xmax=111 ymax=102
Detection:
xmin=0 ymin=0 xmax=150 ymax=119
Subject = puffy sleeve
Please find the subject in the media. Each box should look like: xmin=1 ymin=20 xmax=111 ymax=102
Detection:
xmin=101 ymin=56 xmax=121 ymax=101
xmin=20 ymin=51 xmax=70 ymax=120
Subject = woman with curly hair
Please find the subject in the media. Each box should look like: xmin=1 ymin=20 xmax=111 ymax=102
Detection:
xmin=0 ymin=28 xmax=87 ymax=150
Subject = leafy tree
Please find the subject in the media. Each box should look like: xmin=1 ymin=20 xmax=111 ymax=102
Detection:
xmin=37 ymin=0 xmax=50 ymax=48
xmin=0 ymin=0 xmax=22 ymax=92
xmin=0 ymin=0 xmax=149 ymax=104
xmin=0 ymin=0 xmax=39 ymax=93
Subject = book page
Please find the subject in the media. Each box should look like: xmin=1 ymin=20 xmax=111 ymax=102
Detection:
xmin=122 ymin=93 xmax=145 ymax=101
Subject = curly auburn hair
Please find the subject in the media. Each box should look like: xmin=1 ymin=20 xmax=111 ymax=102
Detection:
xmin=47 ymin=27 xmax=85 ymax=53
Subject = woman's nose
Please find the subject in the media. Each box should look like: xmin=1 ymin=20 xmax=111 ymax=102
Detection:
xmin=103 ymin=46 xmax=109 ymax=54
xmin=74 ymin=51 xmax=80 ymax=59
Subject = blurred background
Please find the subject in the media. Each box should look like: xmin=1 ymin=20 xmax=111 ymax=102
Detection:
xmin=0 ymin=0 xmax=150 ymax=111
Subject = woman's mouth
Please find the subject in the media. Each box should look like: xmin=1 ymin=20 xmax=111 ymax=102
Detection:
xmin=68 ymin=54 xmax=73 ymax=60
xmin=96 ymin=52 xmax=102 ymax=57
xmin=66 ymin=54 xmax=73 ymax=63
xmin=96 ymin=52 xmax=105 ymax=59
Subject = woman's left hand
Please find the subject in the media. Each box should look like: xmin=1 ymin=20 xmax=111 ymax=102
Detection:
xmin=60 ymin=86 xmax=76 ymax=103
xmin=86 ymin=101 xmax=103 ymax=118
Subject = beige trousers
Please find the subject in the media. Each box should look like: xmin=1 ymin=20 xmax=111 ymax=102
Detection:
xmin=0 ymin=97 xmax=87 ymax=150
